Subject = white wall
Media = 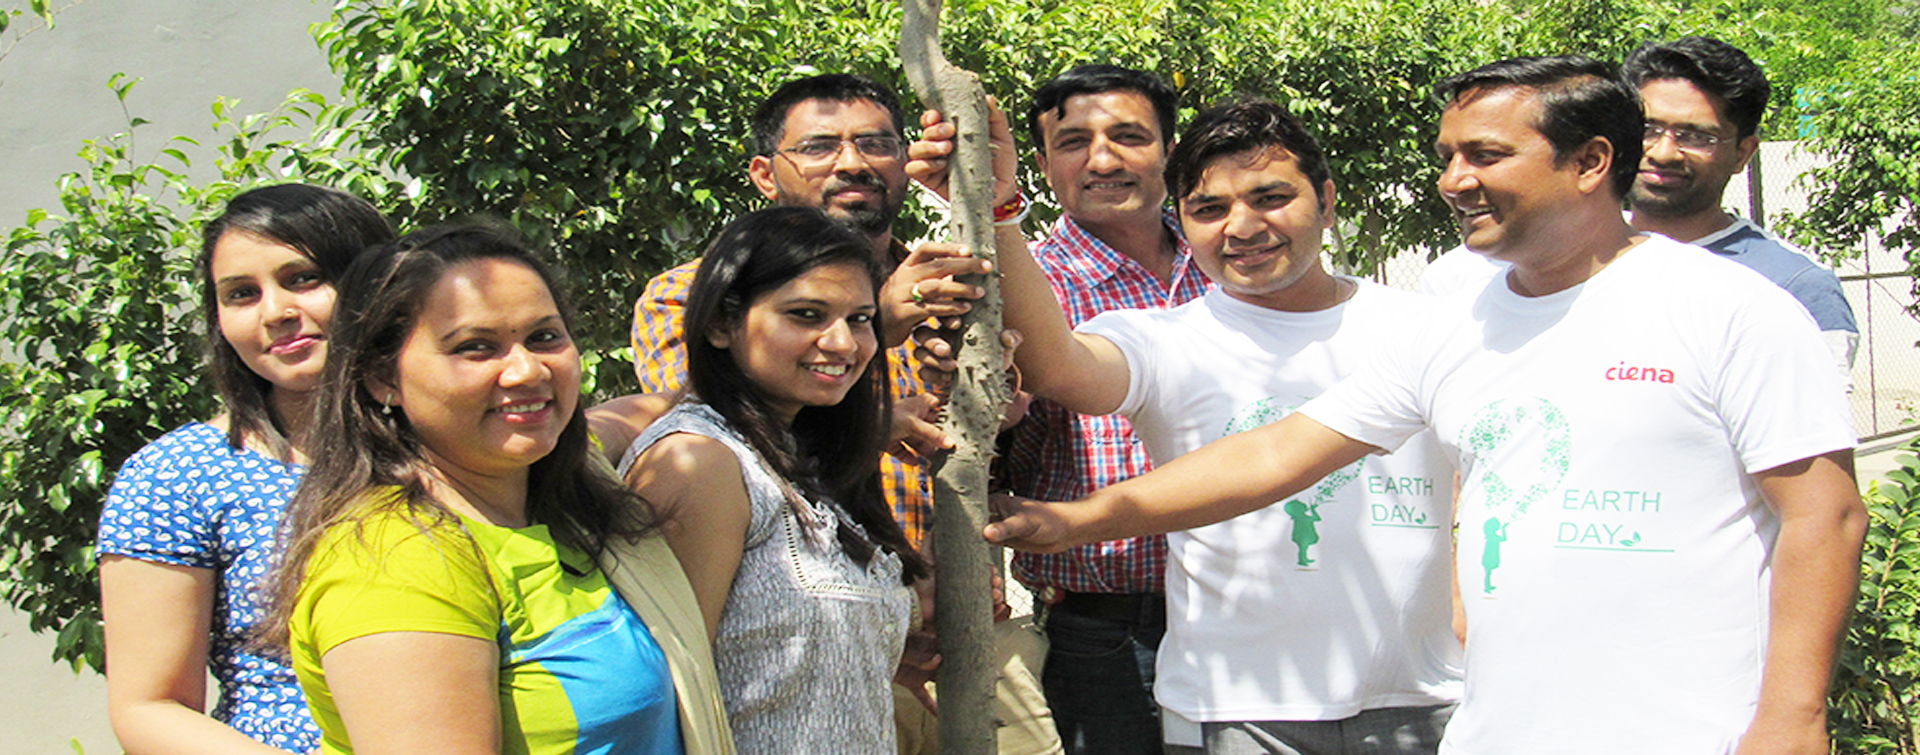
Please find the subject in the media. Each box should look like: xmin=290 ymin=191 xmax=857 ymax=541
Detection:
xmin=0 ymin=0 xmax=342 ymax=226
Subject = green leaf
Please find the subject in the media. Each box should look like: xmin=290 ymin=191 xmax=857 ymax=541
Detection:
xmin=107 ymin=73 xmax=140 ymax=102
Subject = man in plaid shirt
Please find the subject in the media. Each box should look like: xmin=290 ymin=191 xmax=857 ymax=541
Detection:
xmin=1007 ymin=65 xmax=1211 ymax=755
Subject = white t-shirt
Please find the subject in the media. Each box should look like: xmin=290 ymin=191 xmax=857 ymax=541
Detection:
xmin=1417 ymin=244 xmax=1508 ymax=297
xmin=1300 ymin=236 xmax=1855 ymax=754
xmin=1080 ymin=282 xmax=1463 ymax=722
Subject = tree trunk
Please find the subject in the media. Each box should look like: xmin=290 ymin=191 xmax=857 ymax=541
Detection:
xmin=899 ymin=2 xmax=1008 ymax=753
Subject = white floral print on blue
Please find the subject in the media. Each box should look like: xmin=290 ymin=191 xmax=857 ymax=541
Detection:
xmin=98 ymin=422 xmax=320 ymax=752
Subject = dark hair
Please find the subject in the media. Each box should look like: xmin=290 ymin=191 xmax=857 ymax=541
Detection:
xmin=751 ymin=74 xmax=906 ymax=156
xmin=684 ymin=206 xmax=928 ymax=583
xmin=259 ymin=221 xmax=647 ymax=648
xmin=1027 ymin=64 xmax=1179 ymax=154
xmin=1436 ymin=56 xmax=1643 ymax=199
xmin=1165 ymin=99 xmax=1333 ymax=210
xmin=1622 ymin=36 xmax=1769 ymax=140
xmin=195 ymin=184 xmax=395 ymax=457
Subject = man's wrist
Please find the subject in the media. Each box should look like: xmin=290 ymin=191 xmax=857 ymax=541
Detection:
xmin=993 ymin=191 xmax=1029 ymax=226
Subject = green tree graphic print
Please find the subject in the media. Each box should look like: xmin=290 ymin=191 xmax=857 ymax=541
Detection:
xmin=1460 ymin=397 xmax=1572 ymax=594
xmin=1224 ymin=398 xmax=1362 ymax=570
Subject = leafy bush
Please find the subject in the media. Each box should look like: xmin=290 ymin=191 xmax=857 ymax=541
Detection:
xmin=316 ymin=0 xmax=822 ymax=396
xmin=1778 ymin=39 xmax=1920 ymax=309
xmin=1833 ymin=439 xmax=1920 ymax=754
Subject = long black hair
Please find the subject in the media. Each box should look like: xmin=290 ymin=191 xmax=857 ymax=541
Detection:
xmin=684 ymin=206 xmax=928 ymax=582
xmin=260 ymin=221 xmax=648 ymax=648
xmin=195 ymin=184 xmax=395 ymax=457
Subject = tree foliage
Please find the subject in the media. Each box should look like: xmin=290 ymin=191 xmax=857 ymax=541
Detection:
xmin=1833 ymin=440 xmax=1920 ymax=754
xmin=1778 ymin=38 xmax=1920 ymax=316
xmin=0 ymin=0 xmax=71 ymax=67
xmin=311 ymin=0 xmax=1713 ymax=342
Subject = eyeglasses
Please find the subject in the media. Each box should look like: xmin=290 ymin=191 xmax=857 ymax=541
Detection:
xmin=1643 ymin=123 xmax=1723 ymax=152
xmin=775 ymin=135 xmax=903 ymax=163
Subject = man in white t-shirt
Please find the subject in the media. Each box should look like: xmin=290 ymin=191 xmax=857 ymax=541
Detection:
xmin=1416 ymin=244 xmax=1505 ymax=297
xmin=987 ymin=56 xmax=1865 ymax=755
xmin=937 ymin=99 xmax=1462 ymax=753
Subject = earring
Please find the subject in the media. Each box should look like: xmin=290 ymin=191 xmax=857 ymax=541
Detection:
xmin=382 ymin=394 xmax=395 ymax=417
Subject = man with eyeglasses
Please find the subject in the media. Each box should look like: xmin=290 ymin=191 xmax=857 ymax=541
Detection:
xmin=1623 ymin=36 xmax=1858 ymax=384
xmin=627 ymin=73 xmax=1061 ymax=755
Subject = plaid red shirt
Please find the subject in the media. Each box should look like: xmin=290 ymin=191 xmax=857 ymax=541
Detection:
xmin=1005 ymin=213 xmax=1210 ymax=595
xmin=630 ymin=248 xmax=937 ymax=550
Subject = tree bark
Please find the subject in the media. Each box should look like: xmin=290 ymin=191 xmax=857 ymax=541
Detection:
xmin=899 ymin=2 xmax=1008 ymax=753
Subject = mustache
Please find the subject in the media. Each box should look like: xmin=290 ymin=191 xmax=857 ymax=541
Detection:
xmin=824 ymin=172 xmax=887 ymax=199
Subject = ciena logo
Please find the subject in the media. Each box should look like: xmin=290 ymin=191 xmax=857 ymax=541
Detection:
xmin=1605 ymin=361 xmax=1675 ymax=383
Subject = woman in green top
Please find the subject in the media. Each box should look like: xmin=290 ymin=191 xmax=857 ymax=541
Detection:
xmin=260 ymin=223 xmax=694 ymax=755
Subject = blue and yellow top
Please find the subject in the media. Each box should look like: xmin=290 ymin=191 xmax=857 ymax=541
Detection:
xmin=292 ymin=499 xmax=684 ymax=755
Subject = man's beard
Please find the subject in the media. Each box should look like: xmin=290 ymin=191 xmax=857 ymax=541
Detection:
xmin=821 ymin=173 xmax=900 ymax=237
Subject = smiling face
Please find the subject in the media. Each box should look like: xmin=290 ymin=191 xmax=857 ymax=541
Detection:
xmin=209 ymin=230 xmax=337 ymax=398
xmin=747 ymin=98 xmax=908 ymax=240
xmin=384 ymin=258 xmax=581 ymax=480
xmin=1630 ymin=78 xmax=1758 ymax=221
xmin=1435 ymin=87 xmax=1595 ymax=263
xmin=1179 ymin=146 xmax=1337 ymax=310
xmin=709 ymin=261 xmax=879 ymax=426
xmin=1036 ymin=89 xmax=1171 ymax=230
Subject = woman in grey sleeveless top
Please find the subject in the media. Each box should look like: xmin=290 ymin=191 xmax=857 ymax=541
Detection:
xmin=619 ymin=207 xmax=931 ymax=754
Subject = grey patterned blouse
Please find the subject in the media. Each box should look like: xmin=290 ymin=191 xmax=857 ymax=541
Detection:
xmin=621 ymin=401 xmax=913 ymax=754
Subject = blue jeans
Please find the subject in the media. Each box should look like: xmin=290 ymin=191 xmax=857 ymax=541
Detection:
xmin=1041 ymin=597 xmax=1166 ymax=755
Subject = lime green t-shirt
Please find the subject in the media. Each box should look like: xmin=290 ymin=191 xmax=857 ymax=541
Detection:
xmin=290 ymin=503 xmax=683 ymax=755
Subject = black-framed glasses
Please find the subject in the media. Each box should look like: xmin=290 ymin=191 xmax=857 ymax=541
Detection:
xmin=1643 ymin=123 xmax=1723 ymax=152
xmin=775 ymin=135 xmax=903 ymax=163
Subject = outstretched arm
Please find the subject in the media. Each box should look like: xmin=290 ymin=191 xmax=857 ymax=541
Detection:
xmin=989 ymin=208 xmax=1130 ymax=416
xmin=1736 ymin=449 xmax=1866 ymax=755
xmin=986 ymin=413 xmax=1378 ymax=551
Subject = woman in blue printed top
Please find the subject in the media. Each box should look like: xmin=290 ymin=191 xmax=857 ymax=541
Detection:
xmin=97 ymin=184 xmax=394 ymax=754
